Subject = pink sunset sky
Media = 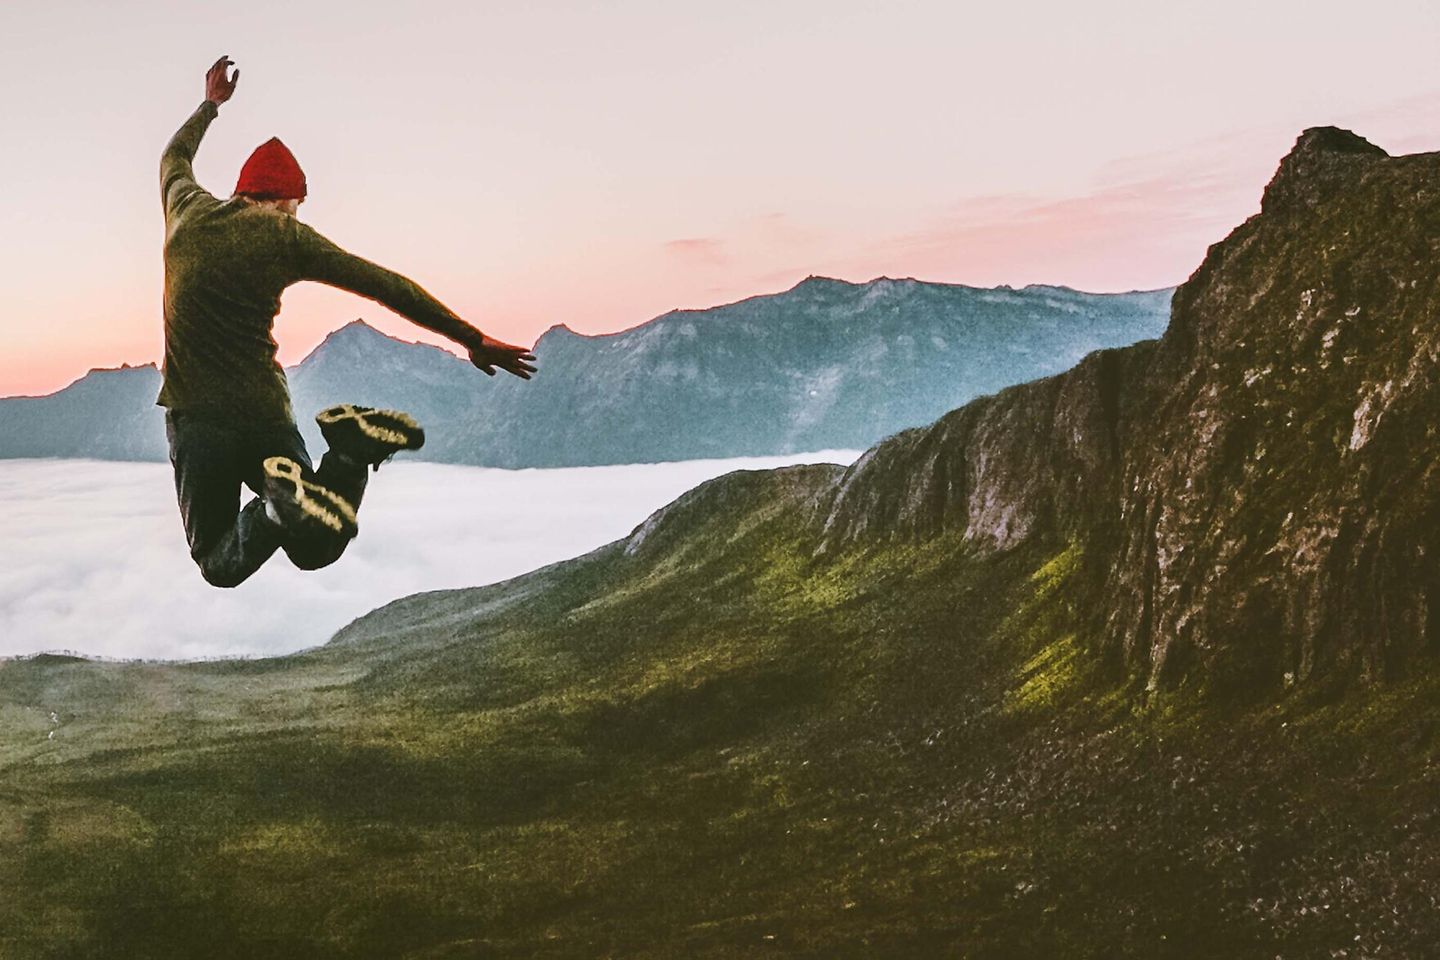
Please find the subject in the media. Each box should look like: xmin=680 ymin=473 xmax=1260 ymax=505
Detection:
xmin=1 ymin=0 xmax=1437 ymax=397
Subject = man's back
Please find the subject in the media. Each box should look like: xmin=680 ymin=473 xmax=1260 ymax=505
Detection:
xmin=161 ymin=185 xmax=301 ymax=422
xmin=158 ymin=98 xmax=302 ymax=422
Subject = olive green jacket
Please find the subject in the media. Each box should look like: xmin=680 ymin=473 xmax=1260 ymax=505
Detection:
xmin=159 ymin=100 xmax=476 ymax=422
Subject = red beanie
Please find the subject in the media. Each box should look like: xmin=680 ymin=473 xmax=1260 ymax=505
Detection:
xmin=234 ymin=138 xmax=307 ymax=200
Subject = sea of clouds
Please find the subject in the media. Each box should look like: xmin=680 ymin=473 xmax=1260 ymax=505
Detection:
xmin=0 ymin=452 xmax=860 ymax=661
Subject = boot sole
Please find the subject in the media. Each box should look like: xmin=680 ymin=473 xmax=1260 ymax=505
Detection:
xmin=316 ymin=405 xmax=426 ymax=463
xmin=262 ymin=456 xmax=358 ymax=539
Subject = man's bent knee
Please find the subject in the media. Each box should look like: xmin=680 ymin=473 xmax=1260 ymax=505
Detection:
xmin=284 ymin=537 xmax=350 ymax=572
xmin=196 ymin=558 xmax=253 ymax=589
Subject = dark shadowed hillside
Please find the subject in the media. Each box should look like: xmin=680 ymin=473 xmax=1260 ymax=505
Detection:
xmin=2 ymin=129 xmax=1437 ymax=958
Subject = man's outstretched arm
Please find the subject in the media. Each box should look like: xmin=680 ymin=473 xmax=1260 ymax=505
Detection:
xmin=292 ymin=223 xmax=537 ymax=379
xmin=160 ymin=57 xmax=237 ymax=215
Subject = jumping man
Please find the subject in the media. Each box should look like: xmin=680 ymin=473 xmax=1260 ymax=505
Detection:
xmin=160 ymin=56 xmax=536 ymax=587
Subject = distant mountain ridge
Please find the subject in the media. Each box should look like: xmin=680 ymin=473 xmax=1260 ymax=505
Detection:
xmin=0 ymin=276 xmax=1171 ymax=467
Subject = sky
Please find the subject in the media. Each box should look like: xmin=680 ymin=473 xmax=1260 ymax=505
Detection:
xmin=1 ymin=0 xmax=1438 ymax=396
xmin=0 ymin=453 xmax=860 ymax=660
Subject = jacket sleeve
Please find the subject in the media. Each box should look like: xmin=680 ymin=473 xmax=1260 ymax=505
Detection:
xmin=290 ymin=221 xmax=481 ymax=346
xmin=160 ymin=100 xmax=219 ymax=216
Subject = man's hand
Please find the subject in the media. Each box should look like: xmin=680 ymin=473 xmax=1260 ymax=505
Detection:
xmin=205 ymin=56 xmax=238 ymax=106
xmin=468 ymin=334 xmax=537 ymax=379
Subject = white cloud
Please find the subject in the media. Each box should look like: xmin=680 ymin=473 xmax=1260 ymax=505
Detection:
xmin=0 ymin=453 xmax=859 ymax=661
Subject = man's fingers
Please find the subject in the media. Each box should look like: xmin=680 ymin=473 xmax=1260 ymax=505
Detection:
xmin=472 ymin=342 xmax=537 ymax=379
xmin=230 ymin=68 xmax=240 ymax=86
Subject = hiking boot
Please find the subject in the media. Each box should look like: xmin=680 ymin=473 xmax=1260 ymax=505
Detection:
xmin=262 ymin=456 xmax=359 ymax=540
xmin=316 ymin=404 xmax=426 ymax=469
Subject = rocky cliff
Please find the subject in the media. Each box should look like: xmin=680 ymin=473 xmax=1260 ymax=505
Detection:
xmin=817 ymin=127 xmax=1440 ymax=695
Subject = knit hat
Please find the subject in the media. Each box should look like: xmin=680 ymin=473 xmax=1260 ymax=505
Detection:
xmin=234 ymin=138 xmax=307 ymax=200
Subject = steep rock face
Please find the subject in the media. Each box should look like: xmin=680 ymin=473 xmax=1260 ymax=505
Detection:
xmin=819 ymin=128 xmax=1440 ymax=694
xmin=817 ymin=344 xmax=1150 ymax=552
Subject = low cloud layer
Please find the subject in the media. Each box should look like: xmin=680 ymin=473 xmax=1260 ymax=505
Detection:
xmin=0 ymin=453 xmax=859 ymax=661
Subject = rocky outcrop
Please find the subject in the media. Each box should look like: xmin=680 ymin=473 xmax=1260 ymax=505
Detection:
xmin=817 ymin=128 xmax=1440 ymax=694
xmin=815 ymin=343 xmax=1149 ymax=552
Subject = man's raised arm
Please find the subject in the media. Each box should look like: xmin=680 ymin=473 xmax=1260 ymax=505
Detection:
xmin=291 ymin=222 xmax=537 ymax=379
xmin=160 ymin=57 xmax=238 ymax=215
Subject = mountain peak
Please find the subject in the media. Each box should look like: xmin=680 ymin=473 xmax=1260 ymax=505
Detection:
xmin=790 ymin=275 xmax=856 ymax=293
xmin=330 ymin=318 xmax=387 ymax=341
xmin=1261 ymin=126 xmax=1388 ymax=214
xmin=298 ymin=319 xmax=400 ymax=366
xmin=1288 ymin=126 xmax=1387 ymax=161
xmin=863 ymin=276 xmax=919 ymax=290
xmin=86 ymin=361 xmax=158 ymax=376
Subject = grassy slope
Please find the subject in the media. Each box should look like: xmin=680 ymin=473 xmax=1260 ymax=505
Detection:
xmin=2 ymin=465 xmax=1437 ymax=958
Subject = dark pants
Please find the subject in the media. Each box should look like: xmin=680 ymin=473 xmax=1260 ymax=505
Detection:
xmin=164 ymin=410 xmax=369 ymax=587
